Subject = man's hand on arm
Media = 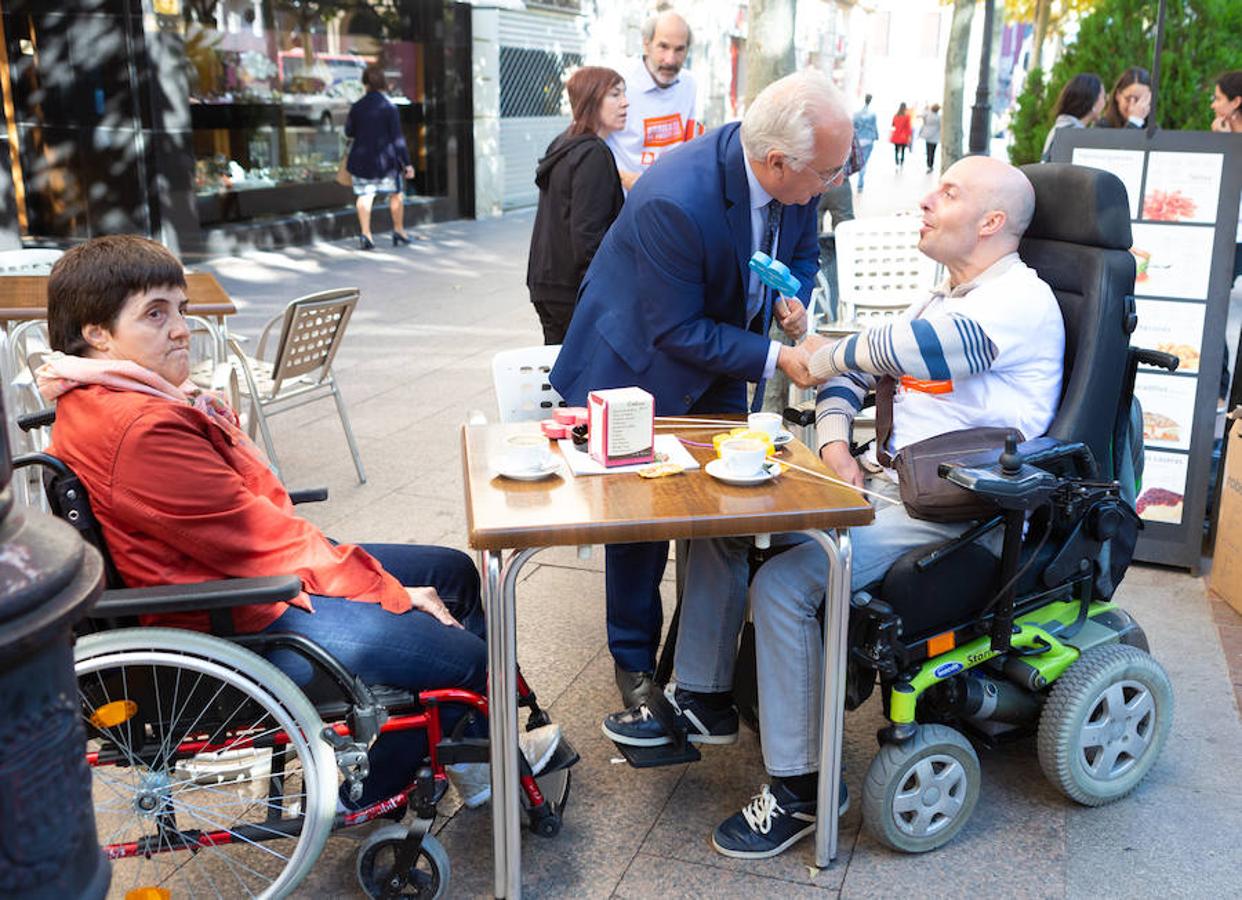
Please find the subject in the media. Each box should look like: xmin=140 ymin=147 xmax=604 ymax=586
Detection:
xmin=776 ymin=344 xmax=816 ymax=388
xmin=820 ymin=440 xmax=864 ymax=488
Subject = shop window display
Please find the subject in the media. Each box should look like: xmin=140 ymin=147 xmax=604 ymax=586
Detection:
xmin=182 ymin=0 xmax=423 ymax=223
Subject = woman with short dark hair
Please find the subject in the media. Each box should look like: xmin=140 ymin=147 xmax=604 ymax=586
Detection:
xmin=526 ymin=66 xmax=628 ymax=344
xmin=39 ymin=235 xmax=561 ymax=809
xmin=1041 ymin=73 xmax=1106 ymax=160
xmin=345 ymin=63 xmax=413 ymax=249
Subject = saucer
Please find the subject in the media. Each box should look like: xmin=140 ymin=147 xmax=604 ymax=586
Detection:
xmin=772 ymin=429 xmax=794 ymax=447
xmin=705 ymin=457 xmax=781 ymax=486
xmin=496 ymin=453 xmax=561 ymax=481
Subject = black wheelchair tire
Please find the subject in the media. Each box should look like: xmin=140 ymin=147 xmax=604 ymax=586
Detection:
xmin=355 ymin=824 xmax=450 ymax=899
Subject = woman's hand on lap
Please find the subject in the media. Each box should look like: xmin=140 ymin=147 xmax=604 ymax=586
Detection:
xmin=406 ymin=586 xmax=464 ymax=628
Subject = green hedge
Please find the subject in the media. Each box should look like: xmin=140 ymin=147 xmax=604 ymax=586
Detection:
xmin=1008 ymin=0 xmax=1242 ymax=166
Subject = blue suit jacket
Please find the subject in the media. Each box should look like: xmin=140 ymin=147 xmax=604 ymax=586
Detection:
xmin=549 ymin=122 xmax=819 ymax=415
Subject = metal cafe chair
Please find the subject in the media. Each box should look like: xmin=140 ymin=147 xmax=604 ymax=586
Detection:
xmin=227 ymin=288 xmax=366 ymax=483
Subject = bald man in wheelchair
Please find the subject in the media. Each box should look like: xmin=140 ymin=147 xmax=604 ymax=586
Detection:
xmin=603 ymin=156 xmax=1064 ymax=859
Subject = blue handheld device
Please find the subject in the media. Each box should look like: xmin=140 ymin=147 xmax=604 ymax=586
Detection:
xmin=748 ymin=251 xmax=801 ymax=298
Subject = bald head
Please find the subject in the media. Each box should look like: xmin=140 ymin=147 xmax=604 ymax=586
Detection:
xmin=642 ymin=11 xmax=692 ymax=87
xmin=918 ymin=156 xmax=1037 ymax=283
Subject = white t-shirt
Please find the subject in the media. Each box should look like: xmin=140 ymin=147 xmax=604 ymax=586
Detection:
xmin=890 ymin=255 xmax=1065 ymax=453
xmin=606 ymin=58 xmax=699 ymax=175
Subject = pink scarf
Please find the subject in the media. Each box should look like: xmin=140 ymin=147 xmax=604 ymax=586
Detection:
xmin=36 ymin=352 xmax=270 ymax=465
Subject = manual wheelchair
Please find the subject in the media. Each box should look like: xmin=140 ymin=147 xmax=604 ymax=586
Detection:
xmin=15 ymin=410 xmax=578 ymax=899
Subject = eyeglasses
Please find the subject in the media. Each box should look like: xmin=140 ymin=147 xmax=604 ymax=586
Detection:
xmin=793 ymin=138 xmax=864 ymax=188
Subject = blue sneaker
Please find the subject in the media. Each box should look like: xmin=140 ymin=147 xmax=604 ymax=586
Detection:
xmin=601 ymin=683 xmax=738 ymax=747
xmin=711 ymin=780 xmax=849 ymax=860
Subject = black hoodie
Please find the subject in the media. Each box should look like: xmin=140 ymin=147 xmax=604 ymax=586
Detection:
xmin=525 ymin=130 xmax=625 ymax=303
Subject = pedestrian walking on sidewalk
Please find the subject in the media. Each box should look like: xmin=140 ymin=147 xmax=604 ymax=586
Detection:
xmin=919 ymin=103 xmax=941 ymax=173
xmin=852 ymin=94 xmax=878 ymax=192
xmin=526 ymin=66 xmax=628 ymax=345
xmin=346 ymin=65 xmax=414 ymax=250
xmin=890 ymin=102 xmax=912 ymax=170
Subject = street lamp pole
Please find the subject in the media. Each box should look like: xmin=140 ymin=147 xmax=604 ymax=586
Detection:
xmin=968 ymin=0 xmax=996 ymax=155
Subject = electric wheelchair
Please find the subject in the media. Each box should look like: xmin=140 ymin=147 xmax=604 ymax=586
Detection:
xmin=645 ymin=164 xmax=1176 ymax=854
xmin=14 ymin=409 xmax=579 ymax=899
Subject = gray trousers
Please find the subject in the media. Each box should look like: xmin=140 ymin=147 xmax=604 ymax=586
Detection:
xmin=673 ymin=476 xmax=972 ymax=776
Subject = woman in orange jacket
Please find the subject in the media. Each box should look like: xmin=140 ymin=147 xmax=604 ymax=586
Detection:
xmin=890 ymin=102 xmax=913 ymax=170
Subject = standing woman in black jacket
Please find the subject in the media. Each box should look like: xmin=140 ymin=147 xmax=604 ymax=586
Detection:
xmin=345 ymin=64 xmax=414 ymax=250
xmin=526 ymin=66 xmax=628 ymax=344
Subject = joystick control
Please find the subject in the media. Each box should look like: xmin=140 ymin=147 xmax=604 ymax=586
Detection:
xmin=999 ymin=432 xmax=1023 ymax=476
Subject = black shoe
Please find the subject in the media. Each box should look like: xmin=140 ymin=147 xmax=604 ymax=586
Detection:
xmin=602 ymin=683 xmax=738 ymax=747
xmin=711 ymin=780 xmax=849 ymax=860
xmin=359 ymin=235 xmax=375 ymax=250
xmin=614 ymin=664 xmax=655 ymax=709
xmin=392 ymin=231 xmax=411 ymax=246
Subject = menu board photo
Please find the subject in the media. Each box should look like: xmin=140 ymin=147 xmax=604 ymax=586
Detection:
xmin=1133 ymin=299 xmax=1206 ymax=373
xmin=1129 ymin=222 xmax=1215 ymax=300
xmin=1141 ymin=151 xmax=1223 ymax=224
xmin=1137 ymin=450 xmax=1189 ymax=524
xmin=1135 ymin=371 xmax=1198 ymax=451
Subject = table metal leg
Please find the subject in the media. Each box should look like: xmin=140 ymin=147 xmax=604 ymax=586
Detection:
xmin=800 ymin=529 xmax=853 ymax=868
xmin=483 ymin=547 xmax=541 ymax=898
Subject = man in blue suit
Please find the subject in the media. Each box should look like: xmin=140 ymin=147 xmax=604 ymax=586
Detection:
xmin=550 ymin=70 xmax=854 ymax=705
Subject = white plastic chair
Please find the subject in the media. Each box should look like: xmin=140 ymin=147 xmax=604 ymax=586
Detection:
xmin=491 ymin=345 xmax=565 ymax=423
xmin=0 ymin=248 xmax=64 ymax=275
xmin=833 ymin=215 xmax=940 ymax=327
xmin=226 ymin=288 xmax=366 ymax=484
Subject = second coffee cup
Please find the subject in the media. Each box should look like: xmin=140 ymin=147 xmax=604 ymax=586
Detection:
xmin=720 ymin=438 xmax=768 ymax=476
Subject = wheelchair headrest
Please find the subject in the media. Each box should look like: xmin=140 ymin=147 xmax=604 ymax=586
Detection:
xmin=1019 ymin=164 xmax=1132 ymax=251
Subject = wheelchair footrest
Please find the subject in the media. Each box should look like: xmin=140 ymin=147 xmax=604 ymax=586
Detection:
xmin=537 ymin=735 xmax=581 ymax=775
xmin=611 ymin=740 xmax=702 ymax=768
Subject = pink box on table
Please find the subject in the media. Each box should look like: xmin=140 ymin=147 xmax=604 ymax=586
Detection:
xmin=587 ymin=387 xmax=655 ymax=467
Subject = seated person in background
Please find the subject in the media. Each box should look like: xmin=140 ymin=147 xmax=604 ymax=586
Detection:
xmin=39 ymin=235 xmax=559 ymax=810
xmin=603 ymin=156 xmax=1064 ymax=859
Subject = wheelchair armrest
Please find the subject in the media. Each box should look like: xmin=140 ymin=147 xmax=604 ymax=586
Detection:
xmin=17 ymin=408 xmax=56 ymax=432
xmin=288 ymin=487 xmax=329 ymax=505
xmin=92 ymin=575 xmax=302 ymax=617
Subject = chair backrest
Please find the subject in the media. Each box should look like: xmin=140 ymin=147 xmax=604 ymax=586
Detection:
xmin=834 ymin=215 xmax=940 ymax=325
xmin=1018 ymin=163 xmax=1136 ymax=479
xmin=492 ymin=345 xmax=565 ymax=423
xmin=0 ymin=248 xmax=64 ymax=275
xmin=268 ymin=288 xmax=359 ymax=392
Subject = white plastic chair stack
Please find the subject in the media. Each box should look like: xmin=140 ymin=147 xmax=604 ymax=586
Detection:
xmin=491 ymin=345 xmax=564 ymax=423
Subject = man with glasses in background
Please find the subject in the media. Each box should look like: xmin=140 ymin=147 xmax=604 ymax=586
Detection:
xmin=550 ymin=69 xmax=855 ymax=711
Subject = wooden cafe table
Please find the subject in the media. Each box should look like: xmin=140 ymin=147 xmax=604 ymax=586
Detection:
xmin=461 ymin=419 xmax=875 ymax=897
xmin=0 ymin=271 xmax=237 ymax=354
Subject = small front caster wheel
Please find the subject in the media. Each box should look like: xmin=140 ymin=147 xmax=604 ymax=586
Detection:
xmin=355 ymin=824 xmax=450 ymax=899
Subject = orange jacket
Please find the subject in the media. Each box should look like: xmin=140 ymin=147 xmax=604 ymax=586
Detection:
xmin=49 ymin=384 xmax=411 ymax=633
xmin=890 ymin=113 xmax=913 ymax=145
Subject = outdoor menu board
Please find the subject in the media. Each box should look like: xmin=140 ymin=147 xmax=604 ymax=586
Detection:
xmin=1052 ymin=129 xmax=1242 ymax=572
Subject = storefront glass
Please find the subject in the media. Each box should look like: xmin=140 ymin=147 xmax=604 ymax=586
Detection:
xmin=182 ymin=1 xmax=430 ymax=224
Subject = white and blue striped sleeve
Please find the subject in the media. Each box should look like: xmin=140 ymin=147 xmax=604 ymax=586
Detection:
xmin=807 ymin=313 xmax=999 ymax=383
xmin=814 ymin=370 xmax=876 ymax=446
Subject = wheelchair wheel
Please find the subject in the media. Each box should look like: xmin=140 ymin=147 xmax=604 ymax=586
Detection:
xmin=862 ymin=723 xmax=981 ymax=853
xmin=75 ymin=627 xmax=337 ymax=899
xmin=355 ymin=824 xmax=450 ymax=898
xmin=1037 ymin=644 xmax=1173 ymax=806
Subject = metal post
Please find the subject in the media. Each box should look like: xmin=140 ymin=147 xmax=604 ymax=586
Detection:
xmin=0 ymin=392 xmax=109 ymax=898
xmin=968 ymin=0 xmax=996 ymax=155
xmin=1146 ymin=0 xmax=1168 ymax=138
xmin=803 ymin=528 xmax=853 ymax=867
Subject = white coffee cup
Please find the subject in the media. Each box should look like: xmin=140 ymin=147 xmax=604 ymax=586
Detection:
xmin=720 ymin=438 xmax=768 ymax=476
xmin=504 ymin=433 xmax=548 ymax=471
xmin=747 ymin=412 xmax=783 ymax=438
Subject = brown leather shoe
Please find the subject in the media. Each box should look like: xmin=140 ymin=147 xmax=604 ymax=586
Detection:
xmin=614 ymin=663 xmax=655 ymax=708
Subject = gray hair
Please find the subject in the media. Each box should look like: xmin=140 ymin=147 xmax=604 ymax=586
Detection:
xmin=642 ymin=10 xmax=693 ymax=48
xmin=740 ymin=70 xmax=844 ymax=170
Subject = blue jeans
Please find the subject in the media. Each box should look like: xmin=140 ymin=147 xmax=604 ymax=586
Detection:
xmin=675 ymin=477 xmax=977 ymax=776
xmin=855 ymin=141 xmax=874 ymax=191
xmin=261 ymin=544 xmax=488 ymax=805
